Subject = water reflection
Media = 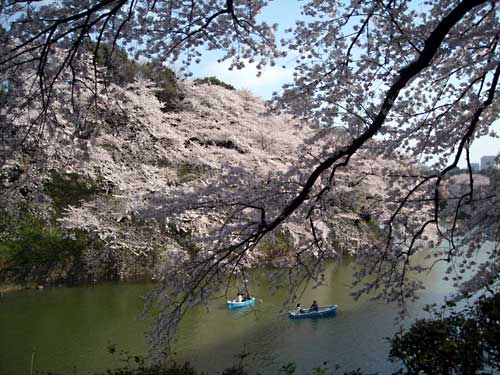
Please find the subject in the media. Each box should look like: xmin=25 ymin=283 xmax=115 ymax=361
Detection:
xmin=0 ymin=252 xmax=465 ymax=375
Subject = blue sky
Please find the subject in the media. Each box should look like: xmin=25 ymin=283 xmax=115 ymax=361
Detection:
xmin=189 ymin=0 xmax=300 ymax=100
xmin=3 ymin=1 xmax=497 ymax=166
xmin=188 ymin=1 xmax=499 ymax=168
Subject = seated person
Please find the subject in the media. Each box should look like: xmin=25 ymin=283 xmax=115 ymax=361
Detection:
xmin=236 ymin=293 xmax=243 ymax=303
xmin=295 ymin=303 xmax=305 ymax=314
xmin=243 ymin=290 xmax=251 ymax=301
xmin=310 ymin=300 xmax=319 ymax=312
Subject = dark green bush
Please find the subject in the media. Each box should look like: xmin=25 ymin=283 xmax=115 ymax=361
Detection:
xmin=475 ymin=293 xmax=500 ymax=369
xmin=84 ymin=40 xmax=179 ymax=109
xmin=154 ymin=84 xmax=178 ymax=111
xmin=389 ymin=294 xmax=500 ymax=375
xmin=43 ymin=171 xmax=102 ymax=216
xmin=138 ymin=63 xmax=176 ymax=85
xmin=84 ymin=40 xmax=138 ymax=85
xmin=148 ymin=65 xmax=179 ymax=111
xmin=0 ymin=214 xmax=91 ymax=282
xmin=137 ymin=62 xmax=180 ymax=111
xmin=194 ymin=76 xmax=235 ymax=90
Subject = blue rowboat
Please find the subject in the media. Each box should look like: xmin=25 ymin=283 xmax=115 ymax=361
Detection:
xmin=288 ymin=304 xmax=337 ymax=319
xmin=227 ymin=297 xmax=256 ymax=309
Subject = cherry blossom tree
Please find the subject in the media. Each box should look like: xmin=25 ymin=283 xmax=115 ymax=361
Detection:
xmin=1 ymin=0 xmax=499 ymax=355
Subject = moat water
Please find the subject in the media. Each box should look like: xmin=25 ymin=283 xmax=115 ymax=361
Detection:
xmin=0 ymin=256 xmax=457 ymax=375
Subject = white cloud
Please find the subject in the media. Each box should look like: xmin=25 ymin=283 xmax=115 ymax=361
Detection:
xmin=194 ymin=59 xmax=294 ymax=100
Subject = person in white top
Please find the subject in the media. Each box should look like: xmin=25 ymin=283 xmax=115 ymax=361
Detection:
xmin=295 ymin=303 xmax=305 ymax=314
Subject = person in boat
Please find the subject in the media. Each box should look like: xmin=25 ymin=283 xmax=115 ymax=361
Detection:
xmin=236 ymin=293 xmax=244 ymax=303
xmin=310 ymin=300 xmax=319 ymax=312
xmin=295 ymin=303 xmax=305 ymax=314
xmin=243 ymin=290 xmax=251 ymax=301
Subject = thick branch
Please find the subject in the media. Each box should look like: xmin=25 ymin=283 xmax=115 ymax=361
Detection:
xmin=266 ymin=0 xmax=488 ymax=233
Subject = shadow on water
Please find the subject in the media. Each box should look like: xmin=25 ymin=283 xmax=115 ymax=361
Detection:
xmin=171 ymin=297 xmax=400 ymax=375
xmin=170 ymin=259 xmax=399 ymax=375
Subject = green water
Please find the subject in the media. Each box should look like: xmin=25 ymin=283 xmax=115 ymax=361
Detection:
xmin=0 ymin=258 xmax=455 ymax=375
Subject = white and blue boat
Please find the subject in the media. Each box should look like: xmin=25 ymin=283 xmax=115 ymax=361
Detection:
xmin=227 ymin=297 xmax=256 ymax=309
xmin=288 ymin=304 xmax=337 ymax=319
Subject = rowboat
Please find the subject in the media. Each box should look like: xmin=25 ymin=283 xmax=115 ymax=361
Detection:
xmin=288 ymin=304 xmax=337 ymax=319
xmin=227 ymin=297 xmax=256 ymax=309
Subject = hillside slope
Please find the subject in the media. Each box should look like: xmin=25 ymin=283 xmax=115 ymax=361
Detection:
xmin=0 ymin=76 xmax=400 ymax=285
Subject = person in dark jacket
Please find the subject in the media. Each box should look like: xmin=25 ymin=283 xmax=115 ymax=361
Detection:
xmin=243 ymin=290 xmax=251 ymax=301
xmin=310 ymin=300 xmax=319 ymax=312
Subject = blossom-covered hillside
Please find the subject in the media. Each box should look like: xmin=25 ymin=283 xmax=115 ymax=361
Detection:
xmin=0 ymin=74 xmax=403 ymax=285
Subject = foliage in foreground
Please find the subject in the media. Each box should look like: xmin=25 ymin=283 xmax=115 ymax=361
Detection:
xmin=90 ymin=349 xmax=366 ymax=375
xmin=389 ymin=293 xmax=500 ymax=375
xmin=96 ymin=363 xmax=365 ymax=375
